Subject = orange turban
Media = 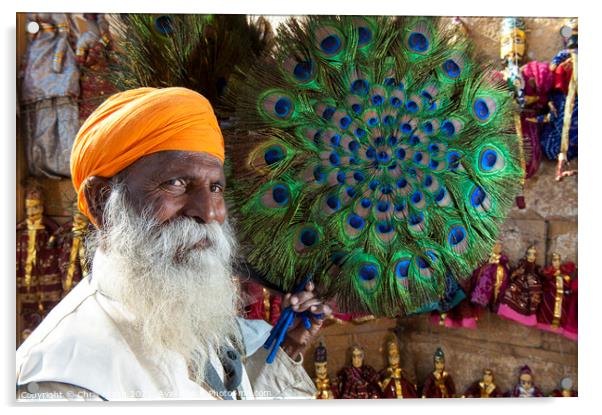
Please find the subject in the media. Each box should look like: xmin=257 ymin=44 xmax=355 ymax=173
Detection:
xmin=70 ymin=87 xmax=224 ymax=222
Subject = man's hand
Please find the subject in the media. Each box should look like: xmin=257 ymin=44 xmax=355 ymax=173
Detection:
xmin=279 ymin=281 xmax=332 ymax=361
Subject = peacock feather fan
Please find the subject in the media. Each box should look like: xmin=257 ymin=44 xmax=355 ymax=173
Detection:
xmin=226 ymin=16 xmax=523 ymax=317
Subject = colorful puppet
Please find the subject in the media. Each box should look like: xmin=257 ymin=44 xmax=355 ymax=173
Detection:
xmin=538 ymin=18 xmax=578 ymax=180
xmin=421 ymin=347 xmax=456 ymax=398
xmin=226 ymin=16 xmax=524 ymax=318
xmin=470 ymin=242 xmax=511 ymax=312
xmin=21 ymin=13 xmax=80 ymax=178
xmin=16 ymin=183 xmax=60 ymax=343
xmin=337 ymin=344 xmax=381 ymax=399
xmin=377 ymin=336 xmax=417 ymax=398
xmin=497 ymin=245 xmax=543 ymax=326
xmin=464 ymin=369 xmax=504 ymax=398
xmin=508 ymin=365 xmax=544 ymax=397
xmin=313 ymin=342 xmax=338 ymax=399
xmin=536 ymin=252 xmax=576 ymax=336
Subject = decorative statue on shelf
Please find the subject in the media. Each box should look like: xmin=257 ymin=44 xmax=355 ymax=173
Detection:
xmin=421 ymin=347 xmax=456 ymax=398
xmin=240 ymin=280 xmax=282 ymax=326
xmin=470 ymin=242 xmax=511 ymax=313
xmin=550 ymin=377 xmax=577 ymax=397
xmin=464 ymin=369 xmax=504 ymax=398
xmin=538 ymin=18 xmax=578 ymax=180
xmin=508 ymin=365 xmax=544 ymax=397
xmin=498 ymin=245 xmax=543 ymax=326
xmin=536 ymin=253 xmax=576 ymax=335
xmin=74 ymin=13 xmax=116 ymax=121
xmin=313 ymin=342 xmax=337 ymax=399
xmin=51 ymin=202 xmax=92 ymax=297
xmin=20 ymin=13 xmax=80 ymax=178
xmin=337 ymin=344 xmax=381 ymax=399
xmin=16 ymin=183 xmax=60 ymax=343
xmin=377 ymin=336 xmax=417 ymax=398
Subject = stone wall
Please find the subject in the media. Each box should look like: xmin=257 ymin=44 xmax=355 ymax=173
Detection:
xmin=301 ymin=16 xmax=578 ymax=396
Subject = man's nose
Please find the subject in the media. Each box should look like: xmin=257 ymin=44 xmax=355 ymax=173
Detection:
xmin=182 ymin=188 xmax=218 ymax=224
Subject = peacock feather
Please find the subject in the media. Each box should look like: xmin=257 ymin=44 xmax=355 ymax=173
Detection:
xmin=226 ymin=16 xmax=523 ymax=317
xmin=107 ymin=14 xmax=274 ymax=113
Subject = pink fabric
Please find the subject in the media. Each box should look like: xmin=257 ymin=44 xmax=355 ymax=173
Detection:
xmin=522 ymin=61 xmax=554 ymax=110
xmin=497 ymin=304 xmax=537 ymax=326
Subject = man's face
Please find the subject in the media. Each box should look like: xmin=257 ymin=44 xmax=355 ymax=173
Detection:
xmin=114 ymin=150 xmax=227 ymax=229
xmin=435 ymin=359 xmax=445 ymax=372
xmin=351 ymin=349 xmax=364 ymax=368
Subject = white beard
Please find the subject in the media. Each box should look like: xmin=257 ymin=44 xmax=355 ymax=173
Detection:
xmin=86 ymin=183 xmax=242 ymax=380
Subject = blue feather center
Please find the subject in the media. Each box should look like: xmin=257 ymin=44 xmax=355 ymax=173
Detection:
xmin=320 ymin=34 xmax=342 ymax=54
xmin=408 ymin=32 xmax=429 ymax=52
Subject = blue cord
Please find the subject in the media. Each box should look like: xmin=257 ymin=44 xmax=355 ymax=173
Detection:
xmin=263 ymin=274 xmax=324 ymax=364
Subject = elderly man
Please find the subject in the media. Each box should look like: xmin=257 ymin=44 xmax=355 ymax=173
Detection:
xmin=16 ymin=87 xmax=331 ymax=401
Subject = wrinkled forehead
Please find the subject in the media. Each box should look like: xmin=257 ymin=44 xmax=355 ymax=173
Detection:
xmin=116 ymin=150 xmax=225 ymax=182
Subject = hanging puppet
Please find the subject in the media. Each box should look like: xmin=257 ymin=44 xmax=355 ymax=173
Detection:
xmin=16 ymin=182 xmax=60 ymax=343
xmin=313 ymin=341 xmax=338 ymax=399
xmin=470 ymin=242 xmax=511 ymax=313
xmin=421 ymin=347 xmax=456 ymax=398
xmin=51 ymin=202 xmax=92 ymax=297
xmin=536 ymin=252 xmax=576 ymax=336
xmin=377 ymin=336 xmax=417 ymax=398
xmin=507 ymin=365 xmax=544 ymax=397
xmin=21 ymin=13 xmax=80 ymax=178
xmin=74 ymin=13 xmax=116 ymax=121
xmin=497 ymin=245 xmax=543 ymax=326
xmin=463 ymin=369 xmax=504 ymax=398
xmin=337 ymin=344 xmax=381 ymax=399
xmin=498 ymin=17 xmax=541 ymax=209
xmin=225 ymin=16 xmax=524 ymax=320
xmin=538 ymin=18 xmax=578 ymax=180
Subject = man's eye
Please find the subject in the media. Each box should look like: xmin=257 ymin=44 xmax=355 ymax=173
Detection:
xmin=210 ymin=184 xmax=224 ymax=193
xmin=164 ymin=178 xmax=187 ymax=188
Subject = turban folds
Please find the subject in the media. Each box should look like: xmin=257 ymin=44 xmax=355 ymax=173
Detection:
xmin=70 ymin=87 xmax=224 ymax=222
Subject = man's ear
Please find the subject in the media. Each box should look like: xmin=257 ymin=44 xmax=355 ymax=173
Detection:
xmin=82 ymin=176 xmax=112 ymax=229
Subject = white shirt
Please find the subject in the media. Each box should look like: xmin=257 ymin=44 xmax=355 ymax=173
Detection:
xmin=16 ymin=253 xmax=316 ymax=401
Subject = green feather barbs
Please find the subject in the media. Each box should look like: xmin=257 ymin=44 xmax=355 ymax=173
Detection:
xmin=227 ymin=16 xmax=524 ymax=317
